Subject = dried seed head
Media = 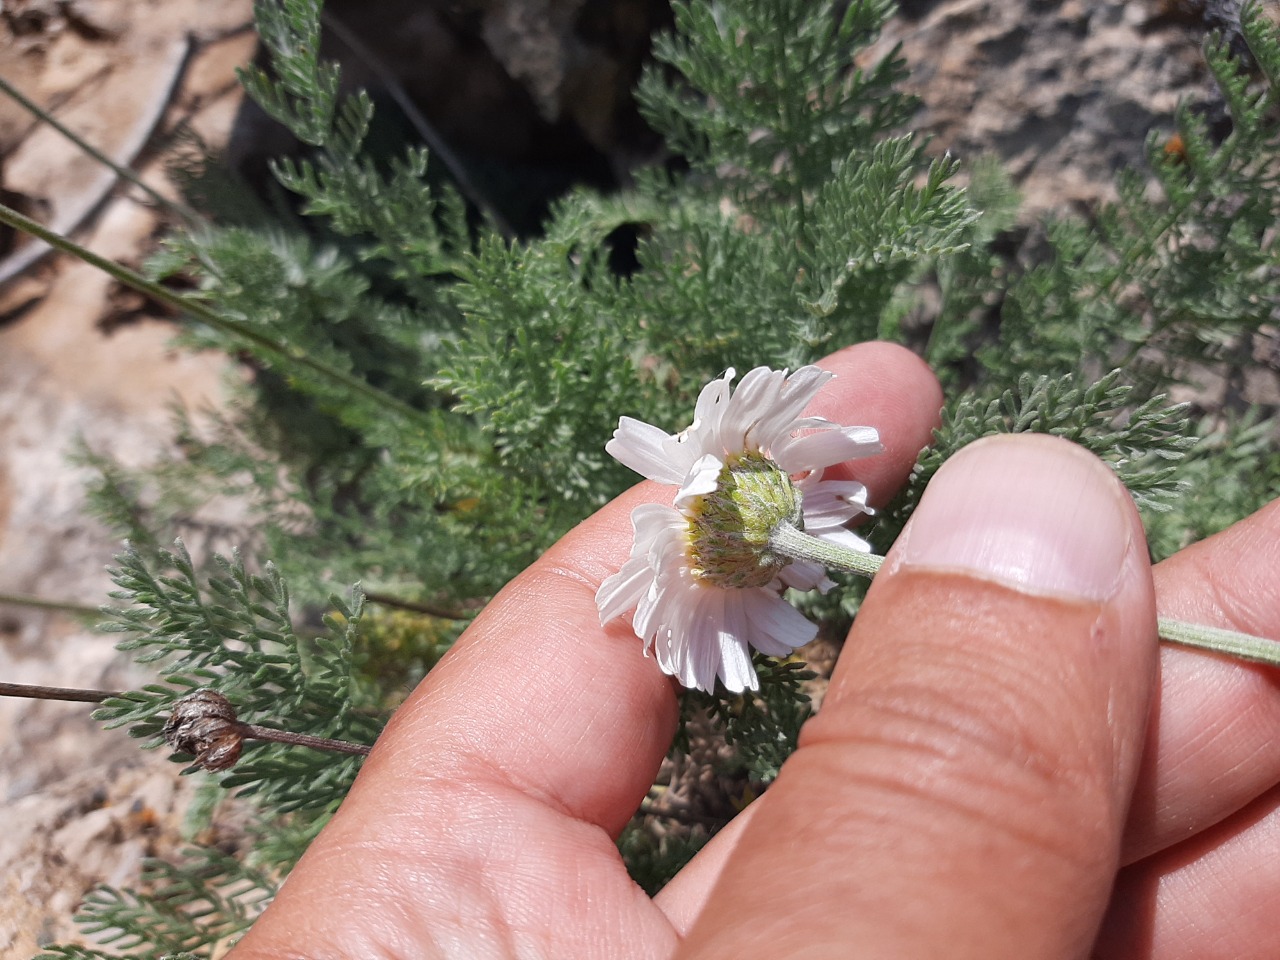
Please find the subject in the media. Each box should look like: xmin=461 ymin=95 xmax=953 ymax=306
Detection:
xmin=163 ymin=689 xmax=244 ymax=772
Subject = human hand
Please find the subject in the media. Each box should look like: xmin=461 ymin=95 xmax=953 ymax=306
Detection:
xmin=228 ymin=342 xmax=1280 ymax=959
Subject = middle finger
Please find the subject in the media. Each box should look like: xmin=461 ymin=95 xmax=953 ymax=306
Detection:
xmin=1122 ymin=497 xmax=1280 ymax=864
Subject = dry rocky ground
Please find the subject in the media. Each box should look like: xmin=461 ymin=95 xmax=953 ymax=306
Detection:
xmin=0 ymin=0 xmax=1250 ymax=955
xmin=1 ymin=2 xmax=253 ymax=954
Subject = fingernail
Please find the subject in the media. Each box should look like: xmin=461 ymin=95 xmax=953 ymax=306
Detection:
xmin=889 ymin=434 xmax=1136 ymax=601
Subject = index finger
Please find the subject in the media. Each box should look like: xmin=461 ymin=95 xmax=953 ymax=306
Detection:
xmin=230 ymin=342 xmax=942 ymax=957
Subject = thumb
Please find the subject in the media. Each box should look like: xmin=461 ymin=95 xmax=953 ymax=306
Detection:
xmin=676 ymin=434 xmax=1158 ymax=959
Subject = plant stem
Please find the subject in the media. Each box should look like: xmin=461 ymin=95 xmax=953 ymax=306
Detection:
xmin=1156 ymin=617 xmax=1280 ymax=667
xmin=0 ymin=681 xmax=371 ymax=756
xmin=0 ymin=591 xmax=104 ymax=619
xmin=238 ymin=722 xmax=370 ymax=756
xmin=770 ymin=521 xmax=1280 ymax=668
xmin=0 ymin=71 xmax=204 ymax=226
xmin=363 ymin=590 xmax=472 ymax=621
xmin=0 ymin=200 xmax=441 ymax=434
xmin=0 ymin=682 xmax=116 ymax=703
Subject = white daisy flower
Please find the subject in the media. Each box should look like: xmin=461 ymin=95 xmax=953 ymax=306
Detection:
xmin=596 ymin=365 xmax=882 ymax=694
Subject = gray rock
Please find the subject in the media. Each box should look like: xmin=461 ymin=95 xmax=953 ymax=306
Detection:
xmin=869 ymin=0 xmax=1217 ymax=211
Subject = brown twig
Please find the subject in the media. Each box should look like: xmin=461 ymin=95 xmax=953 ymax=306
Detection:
xmin=0 ymin=682 xmax=372 ymax=763
xmin=0 ymin=681 xmax=116 ymax=703
xmin=238 ymin=722 xmax=370 ymax=756
xmin=362 ymin=589 xmax=473 ymax=621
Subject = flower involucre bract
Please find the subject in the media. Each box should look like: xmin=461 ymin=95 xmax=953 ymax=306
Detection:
xmin=596 ymin=365 xmax=882 ymax=693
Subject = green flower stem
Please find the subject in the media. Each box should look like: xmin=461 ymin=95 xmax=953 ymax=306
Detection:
xmin=770 ymin=521 xmax=1280 ymax=668
xmin=0 ymin=200 xmax=440 ymax=434
xmin=768 ymin=520 xmax=884 ymax=579
xmin=1155 ymin=617 xmax=1280 ymax=667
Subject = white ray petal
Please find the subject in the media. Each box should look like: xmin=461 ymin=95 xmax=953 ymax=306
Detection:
xmin=674 ymin=453 xmax=725 ymax=510
xmin=815 ymin=525 xmax=873 ymax=553
xmin=596 ymin=558 xmax=655 ymax=623
xmin=720 ymin=366 xmax=784 ymax=451
xmin=688 ymin=368 xmax=735 ymax=449
xmin=746 ymin=589 xmax=818 ymax=655
xmin=773 ymin=426 xmax=882 ymax=474
xmin=718 ymin=630 xmax=757 ymax=693
xmin=606 ymin=418 xmax=686 ymax=484
xmin=777 ymin=559 xmax=835 ymax=593
xmin=801 ymin=479 xmax=872 ymax=527
xmin=749 ymin=365 xmax=833 ymax=449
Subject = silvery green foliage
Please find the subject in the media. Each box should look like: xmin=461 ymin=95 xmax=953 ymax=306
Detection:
xmin=97 ymin=541 xmax=377 ymax=813
xmin=49 ymin=1 xmax=1280 ymax=952
xmin=34 ymin=848 xmax=275 ymax=959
